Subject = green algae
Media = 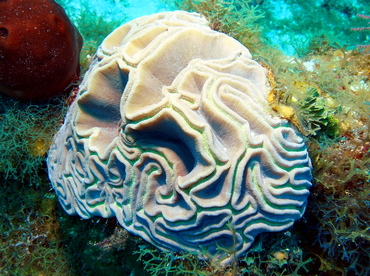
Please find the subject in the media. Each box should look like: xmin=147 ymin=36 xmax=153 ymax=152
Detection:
xmin=0 ymin=177 xmax=72 ymax=275
xmin=0 ymin=96 xmax=67 ymax=183
xmin=134 ymin=229 xmax=313 ymax=276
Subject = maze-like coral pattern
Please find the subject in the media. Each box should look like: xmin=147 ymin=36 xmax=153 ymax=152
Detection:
xmin=47 ymin=11 xmax=312 ymax=264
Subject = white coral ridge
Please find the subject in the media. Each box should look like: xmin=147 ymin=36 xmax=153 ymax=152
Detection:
xmin=47 ymin=11 xmax=312 ymax=264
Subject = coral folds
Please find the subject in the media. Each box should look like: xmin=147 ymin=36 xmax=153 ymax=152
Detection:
xmin=47 ymin=11 xmax=312 ymax=264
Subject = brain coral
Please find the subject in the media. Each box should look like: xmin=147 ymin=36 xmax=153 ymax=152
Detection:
xmin=0 ymin=0 xmax=82 ymax=100
xmin=47 ymin=11 xmax=312 ymax=264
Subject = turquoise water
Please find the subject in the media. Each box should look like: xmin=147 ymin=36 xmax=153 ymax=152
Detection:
xmin=62 ymin=0 xmax=172 ymax=23
xmin=59 ymin=0 xmax=370 ymax=56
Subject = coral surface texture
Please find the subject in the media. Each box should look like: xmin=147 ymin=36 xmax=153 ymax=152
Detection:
xmin=47 ymin=11 xmax=312 ymax=264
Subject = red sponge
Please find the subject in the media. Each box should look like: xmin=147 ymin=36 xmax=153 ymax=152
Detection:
xmin=0 ymin=0 xmax=82 ymax=100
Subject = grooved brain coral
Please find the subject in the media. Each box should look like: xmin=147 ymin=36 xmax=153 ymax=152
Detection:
xmin=47 ymin=11 xmax=312 ymax=264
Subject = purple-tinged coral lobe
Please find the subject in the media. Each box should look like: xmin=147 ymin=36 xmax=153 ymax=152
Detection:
xmin=47 ymin=11 xmax=312 ymax=265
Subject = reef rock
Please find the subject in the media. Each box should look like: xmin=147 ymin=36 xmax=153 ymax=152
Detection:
xmin=0 ymin=0 xmax=82 ymax=100
xmin=47 ymin=11 xmax=312 ymax=264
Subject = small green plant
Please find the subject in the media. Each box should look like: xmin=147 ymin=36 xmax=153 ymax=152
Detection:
xmin=292 ymin=87 xmax=339 ymax=138
xmin=136 ymin=245 xmax=199 ymax=276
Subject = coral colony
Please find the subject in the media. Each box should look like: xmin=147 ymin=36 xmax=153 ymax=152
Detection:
xmin=47 ymin=11 xmax=312 ymax=265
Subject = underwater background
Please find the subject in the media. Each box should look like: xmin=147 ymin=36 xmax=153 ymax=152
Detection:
xmin=0 ymin=0 xmax=369 ymax=275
